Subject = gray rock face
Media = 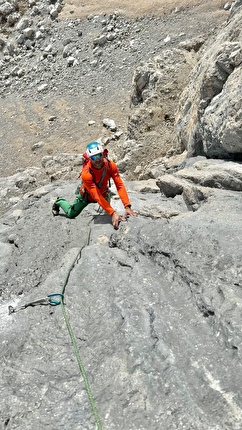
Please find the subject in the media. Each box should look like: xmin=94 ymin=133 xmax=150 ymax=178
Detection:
xmin=176 ymin=4 xmax=242 ymax=158
xmin=202 ymin=65 xmax=242 ymax=157
xmin=1 ymin=175 xmax=242 ymax=429
xmin=125 ymin=50 xmax=191 ymax=168
xmin=1 ymin=2 xmax=242 ymax=429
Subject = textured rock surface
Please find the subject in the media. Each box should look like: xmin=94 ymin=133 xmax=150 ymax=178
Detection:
xmin=1 ymin=1 xmax=242 ymax=429
xmin=1 ymin=177 xmax=242 ymax=429
xmin=175 ymin=4 xmax=242 ymax=158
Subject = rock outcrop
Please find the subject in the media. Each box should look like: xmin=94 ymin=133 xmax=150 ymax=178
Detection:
xmin=175 ymin=3 xmax=242 ymax=158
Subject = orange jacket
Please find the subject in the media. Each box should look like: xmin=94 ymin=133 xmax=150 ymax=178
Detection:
xmin=79 ymin=158 xmax=131 ymax=215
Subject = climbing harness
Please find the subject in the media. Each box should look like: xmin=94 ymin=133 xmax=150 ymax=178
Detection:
xmin=8 ymin=293 xmax=64 ymax=315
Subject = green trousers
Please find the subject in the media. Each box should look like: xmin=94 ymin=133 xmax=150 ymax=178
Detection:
xmin=55 ymin=192 xmax=111 ymax=219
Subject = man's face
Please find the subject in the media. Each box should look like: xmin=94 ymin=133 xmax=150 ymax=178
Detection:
xmin=90 ymin=153 xmax=104 ymax=169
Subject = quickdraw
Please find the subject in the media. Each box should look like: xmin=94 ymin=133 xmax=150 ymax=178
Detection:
xmin=8 ymin=293 xmax=64 ymax=315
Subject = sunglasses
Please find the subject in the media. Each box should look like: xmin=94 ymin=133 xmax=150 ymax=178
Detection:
xmin=90 ymin=153 xmax=103 ymax=161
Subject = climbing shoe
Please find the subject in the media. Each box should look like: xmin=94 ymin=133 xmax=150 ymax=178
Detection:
xmin=52 ymin=199 xmax=60 ymax=216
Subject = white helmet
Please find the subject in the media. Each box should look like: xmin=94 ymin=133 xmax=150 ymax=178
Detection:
xmin=86 ymin=141 xmax=103 ymax=158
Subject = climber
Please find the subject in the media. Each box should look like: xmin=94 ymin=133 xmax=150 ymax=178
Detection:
xmin=52 ymin=141 xmax=137 ymax=230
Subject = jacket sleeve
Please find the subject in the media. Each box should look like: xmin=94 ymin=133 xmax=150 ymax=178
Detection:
xmin=110 ymin=161 xmax=131 ymax=208
xmin=81 ymin=170 xmax=116 ymax=216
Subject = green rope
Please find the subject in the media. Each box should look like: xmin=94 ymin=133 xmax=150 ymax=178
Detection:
xmin=59 ymin=232 xmax=102 ymax=430
xmin=60 ymin=299 xmax=102 ymax=430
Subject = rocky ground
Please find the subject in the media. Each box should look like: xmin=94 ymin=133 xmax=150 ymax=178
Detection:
xmin=0 ymin=0 xmax=228 ymax=180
